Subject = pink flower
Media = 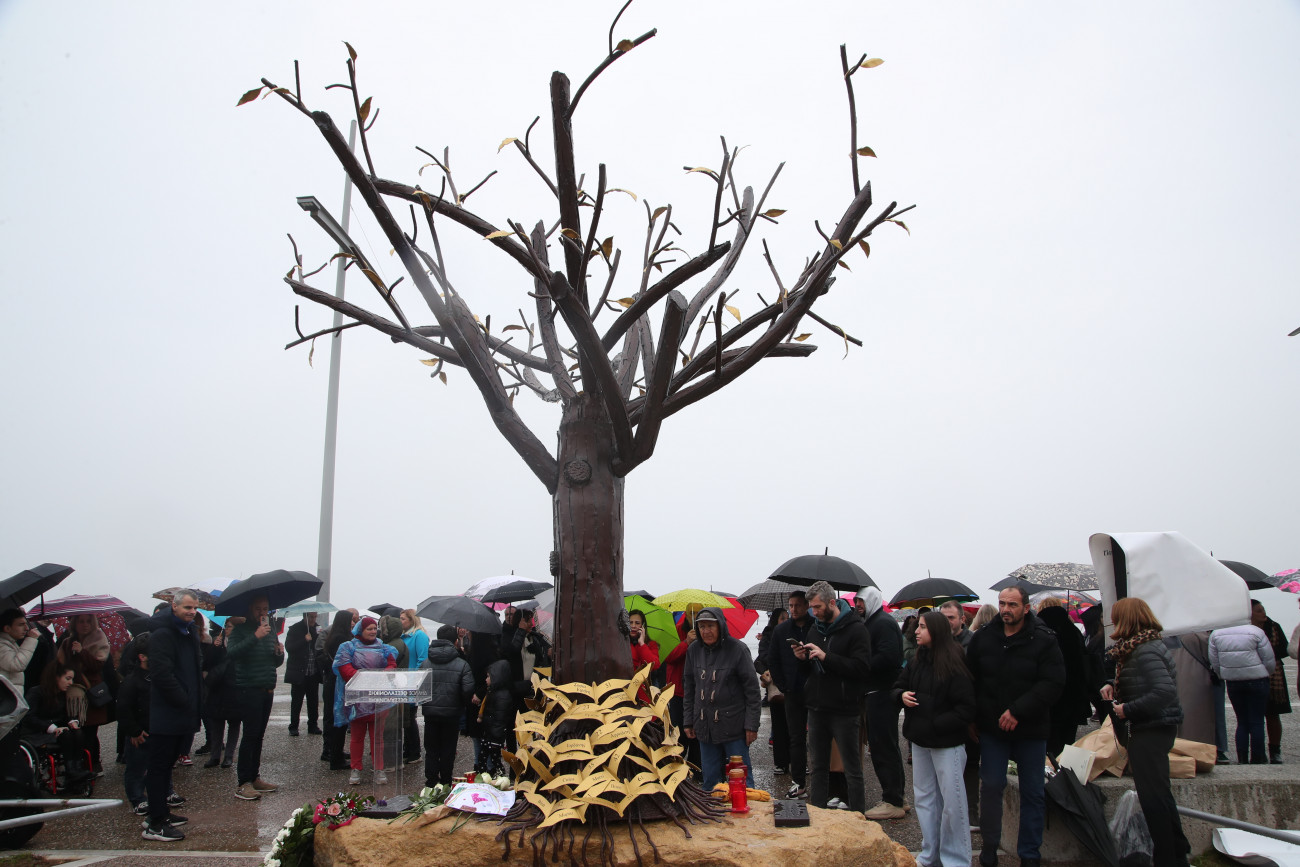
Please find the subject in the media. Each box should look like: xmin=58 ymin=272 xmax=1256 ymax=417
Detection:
xmin=327 ymin=803 xmax=342 ymax=816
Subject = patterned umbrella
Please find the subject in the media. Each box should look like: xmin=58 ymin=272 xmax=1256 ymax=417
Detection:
xmin=738 ymin=579 xmax=804 ymax=612
xmin=1001 ymin=562 xmax=1098 ymax=592
xmin=26 ymin=593 xmax=130 ymax=618
xmin=152 ymin=586 xmax=221 ymax=610
xmin=651 ymin=589 xmax=734 ymax=611
xmin=1273 ymin=569 xmax=1299 ymax=592
xmin=1029 ymin=589 xmax=1098 ymax=610
xmin=47 ymin=612 xmax=132 ymax=652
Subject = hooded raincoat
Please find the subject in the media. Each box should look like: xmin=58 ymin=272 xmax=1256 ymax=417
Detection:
xmin=682 ymin=608 xmax=761 ymax=744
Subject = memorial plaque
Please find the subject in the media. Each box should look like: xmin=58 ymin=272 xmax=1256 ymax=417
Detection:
xmin=772 ymin=799 xmax=810 ymax=828
xmin=343 ymin=669 xmax=433 ymax=705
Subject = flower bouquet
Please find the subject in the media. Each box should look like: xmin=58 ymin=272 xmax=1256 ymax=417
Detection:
xmin=313 ymin=791 xmax=377 ymax=830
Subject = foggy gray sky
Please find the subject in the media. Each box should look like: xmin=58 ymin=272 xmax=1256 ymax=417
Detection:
xmin=2 ymin=2 xmax=1297 ymax=631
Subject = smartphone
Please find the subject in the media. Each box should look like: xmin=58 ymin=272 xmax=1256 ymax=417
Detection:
xmin=261 ymin=615 xmax=270 ymax=628
xmin=786 ymin=638 xmax=802 ymax=647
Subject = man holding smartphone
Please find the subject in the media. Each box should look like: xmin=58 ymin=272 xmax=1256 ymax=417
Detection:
xmin=770 ymin=591 xmax=815 ymax=798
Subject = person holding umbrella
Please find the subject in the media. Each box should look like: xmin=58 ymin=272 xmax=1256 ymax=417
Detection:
xmin=0 ymin=609 xmax=40 ymax=690
xmin=226 ymin=595 xmax=284 ymax=800
xmin=55 ymin=612 xmax=119 ymax=774
xmin=1101 ymin=597 xmax=1191 ymax=867
xmin=284 ymin=611 xmax=323 ymax=737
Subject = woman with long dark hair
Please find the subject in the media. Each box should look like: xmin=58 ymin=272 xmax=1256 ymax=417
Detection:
xmin=320 ymin=610 xmax=359 ymax=770
xmin=1102 ymin=598 xmax=1190 ymax=867
xmin=893 ymin=610 xmax=975 ymax=867
xmin=23 ymin=662 xmax=93 ymax=785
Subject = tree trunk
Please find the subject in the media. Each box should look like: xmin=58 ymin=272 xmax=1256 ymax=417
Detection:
xmin=551 ymin=394 xmax=631 ymax=684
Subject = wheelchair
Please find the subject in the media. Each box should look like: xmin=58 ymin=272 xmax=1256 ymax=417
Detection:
xmin=19 ymin=737 xmax=95 ymax=798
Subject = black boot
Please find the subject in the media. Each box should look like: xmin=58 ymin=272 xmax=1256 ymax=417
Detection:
xmin=1270 ymin=745 xmax=1283 ymax=764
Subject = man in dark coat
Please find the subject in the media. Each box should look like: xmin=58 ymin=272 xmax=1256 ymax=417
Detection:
xmin=143 ymin=591 xmax=203 ymax=842
xmin=967 ymin=587 xmax=1066 ymax=867
xmin=283 ymin=612 xmax=322 ymax=736
xmin=683 ymin=607 xmax=761 ymax=789
xmin=858 ymin=587 xmax=908 ymax=820
xmin=770 ymin=590 xmax=815 ymax=798
xmin=792 ymin=581 xmax=872 ymax=813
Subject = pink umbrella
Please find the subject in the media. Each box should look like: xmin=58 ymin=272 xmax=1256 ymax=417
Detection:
xmin=26 ymin=593 xmax=130 ymax=618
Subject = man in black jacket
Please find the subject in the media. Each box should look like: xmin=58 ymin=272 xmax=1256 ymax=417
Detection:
xmin=966 ymin=587 xmax=1065 ymax=867
xmin=858 ymin=587 xmax=908 ymax=820
xmin=792 ymin=581 xmax=872 ymax=813
xmin=770 ymin=590 xmax=815 ymax=798
xmin=143 ymin=591 xmax=203 ymax=842
xmin=284 ymin=612 xmax=322 ymax=736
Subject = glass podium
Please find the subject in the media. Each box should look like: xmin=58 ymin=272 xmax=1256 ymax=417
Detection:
xmin=343 ymin=668 xmax=432 ymax=816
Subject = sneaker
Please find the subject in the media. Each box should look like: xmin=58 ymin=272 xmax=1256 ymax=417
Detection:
xmin=194 ymin=744 xmax=211 ymax=756
xmin=836 ymin=800 xmax=851 ymax=811
xmin=348 ymin=769 xmax=361 ymax=785
xmin=142 ymin=821 xmax=184 ymax=842
xmin=864 ymin=801 xmax=907 ymax=820
xmin=375 ymin=770 xmax=389 ymax=785
xmin=177 ymin=755 xmax=192 ymax=766
xmin=144 ymin=813 xmax=187 ymax=827
xmin=234 ymin=783 xmax=261 ymax=801
xmin=251 ymin=777 xmax=279 ymax=792
xmin=132 ymin=801 xmax=149 ymax=816
xmin=308 ymin=726 xmax=323 ymax=735
xmin=203 ymin=757 xmax=221 ymax=769
xmin=288 ymin=727 xmax=299 ymax=737
xmin=826 ymin=797 xmax=844 ymax=809
xmin=220 ymin=758 xmax=233 ymax=769
xmin=786 ymin=783 xmax=807 ymax=799
xmin=773 ymin=766 xmax=787 ymax=775
xmin=166 ymin=792 xmax=186 ymax=807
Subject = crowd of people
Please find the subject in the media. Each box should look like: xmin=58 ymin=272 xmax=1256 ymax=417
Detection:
xmin=0 ymin=582 xmax=1291 ymax=863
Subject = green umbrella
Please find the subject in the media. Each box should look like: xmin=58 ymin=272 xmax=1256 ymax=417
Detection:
xmin=624 ymin=595 xmax=680 ymax=665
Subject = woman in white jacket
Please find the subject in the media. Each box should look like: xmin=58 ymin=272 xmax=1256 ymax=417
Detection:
xmin=1208 ymin=619 xmax=1275 ymax=765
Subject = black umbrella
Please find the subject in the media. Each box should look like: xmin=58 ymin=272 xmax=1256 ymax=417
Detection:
xmin=0 ymin=563 xmax=74 ymax=609
xmin=1219 ymin=560 xmax=1280 ymax=591
xmin=623 ymin=589 xmax=653 ymax=599
xmin=889 ymin=577 xmax=979 ymax=609
xmin=213 ymin=570 xmax=322 ymax=616
xmin=768 ymin=554 xmax=877 ymax=593
xmin=476 ymin=579 xmax=553 ymax=605
xmin=1045 ymin=761 xmax=1119 ymax=867
xmin=368 ymin=603 xmax=403 ymax=617
xmin=416 ymin=595 xmax=502 ymax=634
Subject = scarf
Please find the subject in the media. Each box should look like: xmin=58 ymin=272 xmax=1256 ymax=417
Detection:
xmin=1106 ymin=628 xmax=1162 ymax=683
xmin=814 ymin=600 xmax=852 ymax=636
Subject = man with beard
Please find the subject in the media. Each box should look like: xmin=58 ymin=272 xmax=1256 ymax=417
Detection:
xmin=792 ymin=581 xmax=872 ymax=813
xmin=966 ymin=587 xmax=1065 ymax=867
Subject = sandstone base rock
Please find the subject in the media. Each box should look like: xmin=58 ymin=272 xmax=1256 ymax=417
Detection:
xmin=315 ymin=801 xmax=915 ymax=867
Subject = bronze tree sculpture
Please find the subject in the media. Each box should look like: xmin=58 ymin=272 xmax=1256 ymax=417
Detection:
xmin=245 ymin=10 xmax=910 ymax=689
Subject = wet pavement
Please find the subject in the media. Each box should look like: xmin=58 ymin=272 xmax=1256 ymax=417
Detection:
xmin=19 ymin=666 xmax=1299 ymax=864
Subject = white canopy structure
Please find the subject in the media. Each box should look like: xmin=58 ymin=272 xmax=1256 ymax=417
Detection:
xmin=1088 ymin=531 xmax=1251 ymax=636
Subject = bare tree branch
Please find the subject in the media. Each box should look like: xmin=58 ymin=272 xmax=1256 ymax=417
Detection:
xmin=529 ymin=222 xmax=580 ymax=402
xmin=600 ymin=242 xmax=730 ymax=352
xmin=309 ymin=109 xmax=558 ymax=491
xmin=570 ymin=29 xmax=658 ymax=116
xmin=551 ymin=73 xmax=585 ymax=300
xmin=546 ymin=270 xmax=634 ymax=466
xmin=284 ymin=319 xmax=363 ymax=350
xmin=627 ymin=289 xmax=686 ymax=470
xmin=287 ymin=278 xmax=464 ymax=365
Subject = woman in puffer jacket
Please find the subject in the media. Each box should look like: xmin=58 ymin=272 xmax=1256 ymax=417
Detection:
xmin=1101 ymin=598 xmax=1190 ymax=867
xmin=1208 ymin=618 xmax=1275 ymax=764
xmin=893 ymin=611 xmax=976 ymax=867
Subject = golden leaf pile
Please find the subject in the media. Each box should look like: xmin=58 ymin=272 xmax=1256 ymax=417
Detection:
xmin=502 ymin=666 xmax=690 ymax=829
